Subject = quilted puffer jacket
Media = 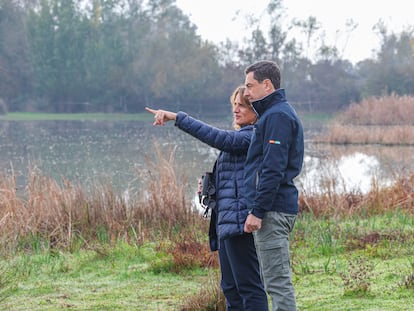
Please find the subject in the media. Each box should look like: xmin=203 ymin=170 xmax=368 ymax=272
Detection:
xmin=175 ymin=112 xmax=253 ymax=249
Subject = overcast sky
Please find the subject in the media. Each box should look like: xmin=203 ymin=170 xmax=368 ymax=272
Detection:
xmin=175 ymin=0 xmax=413 ymax=63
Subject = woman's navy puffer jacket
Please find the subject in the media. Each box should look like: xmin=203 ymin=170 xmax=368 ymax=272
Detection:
xmin=175 ymin=112 xmax=253 ymax=245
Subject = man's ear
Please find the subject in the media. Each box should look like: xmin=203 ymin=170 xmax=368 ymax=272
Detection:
xmin=264 ymin=78 xmax=274 ymax=91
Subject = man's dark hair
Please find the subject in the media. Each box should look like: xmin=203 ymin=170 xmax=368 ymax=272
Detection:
xmin=245 ymin=60 xmax=281 ymax=89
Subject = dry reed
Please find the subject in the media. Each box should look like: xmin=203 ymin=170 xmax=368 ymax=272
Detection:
xmin=318 ymin=94 xmax=414 ymax=145
xmin=1 ymin=139 xmax=412 ymax=265
xmin=0 ymin=144 xmax=207 ymax=255
xmin=299 ymin=172 xmax=414 ymax=217
xmin=141 ymin=144 xmax=196 ymax=236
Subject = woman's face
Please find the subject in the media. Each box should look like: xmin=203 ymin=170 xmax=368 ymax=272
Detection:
xmin=233 ymin=93 xmax=257 ymax=127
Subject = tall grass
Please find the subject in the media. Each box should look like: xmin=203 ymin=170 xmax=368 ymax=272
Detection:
xmin=0 ymin=144 xmax=208 ymax=255
xmin=299 ymin=171 xmax=414 ymax=218
xmin=1 ymin=141 xmax=413 ymax=251
xmin=318 ymin=94 xmax=414 ymax=144
xmin=336 ymin=94 xmax=414 ymax=125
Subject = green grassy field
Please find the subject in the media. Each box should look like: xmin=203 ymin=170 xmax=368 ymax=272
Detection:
xmin=1 ymin=212 xmax=413 ymax=311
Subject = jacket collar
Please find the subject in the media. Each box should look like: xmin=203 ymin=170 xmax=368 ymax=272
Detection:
xmin=239 ymin=124 xmax=254 ymax=131
xmin=252 ymin=88 xmax=286 ymax=117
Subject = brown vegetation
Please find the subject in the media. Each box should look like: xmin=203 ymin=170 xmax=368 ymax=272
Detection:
xmin=0 ymin=145 xmax=209 ymax=255
xmin=318 ymin=94 xmax=414 ymax=145
xmin=179 ymin=270 xmax=226 ymax=311
xmin=1 ymin=141 xmax=413 ymax=252
xmin=299 ymin=172 xmax=414 ymax=218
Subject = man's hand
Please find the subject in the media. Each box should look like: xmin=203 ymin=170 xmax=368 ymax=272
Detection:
xmin=244 ymin=213 xmax=262 ymax=233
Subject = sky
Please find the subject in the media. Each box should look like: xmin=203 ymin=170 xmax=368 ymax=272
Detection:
xmin=175 ymin=0 xmax=413 ymax=63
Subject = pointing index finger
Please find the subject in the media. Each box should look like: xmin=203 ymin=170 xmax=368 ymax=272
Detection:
xmin=145 ymin=107 xmax=156 ymax=114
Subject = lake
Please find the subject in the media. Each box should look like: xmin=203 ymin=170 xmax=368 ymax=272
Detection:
xmin=2 ymin=120 xmax=414 ymax=199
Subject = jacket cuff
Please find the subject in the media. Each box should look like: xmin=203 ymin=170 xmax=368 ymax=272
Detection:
xmin=175 ymin=111 xmax=187 ymax=126
xmin=250 ymin=208 xmax=265 ymax=219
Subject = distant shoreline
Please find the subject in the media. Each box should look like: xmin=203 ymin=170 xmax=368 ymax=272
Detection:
xmin=0 ymin=112 xmax=152 ymax=121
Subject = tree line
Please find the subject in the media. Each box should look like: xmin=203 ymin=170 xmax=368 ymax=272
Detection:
xmin=0 ymin=0 xmax=413 ymax=116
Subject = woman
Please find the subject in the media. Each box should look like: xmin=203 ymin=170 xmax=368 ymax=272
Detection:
xmin=145 ymin=85 xmax=268 ymax=311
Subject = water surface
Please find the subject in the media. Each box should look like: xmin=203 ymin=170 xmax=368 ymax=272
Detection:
xmin=2 ymin=120 xmax=413 ymax=197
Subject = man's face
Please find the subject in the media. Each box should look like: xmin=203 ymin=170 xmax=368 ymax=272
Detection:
xmin=244 ymin=72 xmax=271 ymax=102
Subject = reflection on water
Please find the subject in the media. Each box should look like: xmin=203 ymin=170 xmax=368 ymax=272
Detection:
xmin=1 ymin=120 xmax=414 ymax=197
xmin=334 ymin=152 xmax=384 ymax=192
xmin=302 ymin=150 xmax=385 ymax=194
xmin=301 ymin=143 xmax=414 ymax=193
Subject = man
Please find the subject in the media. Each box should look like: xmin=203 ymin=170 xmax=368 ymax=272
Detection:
xmin=243 ymin=60 xmax=304 ymax=311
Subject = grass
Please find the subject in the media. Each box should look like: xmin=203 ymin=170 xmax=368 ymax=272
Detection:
xmin=0 ymin=243 xmax=211 ymax=310
xmin=1 ymin=141 xmax=414 ymax=310
xmin=0 ymin=112 xmax=152 ymax=121
xmin=1 ymin=214 xmax=413 ymax=310
xmin=292 ymin=213 xmax=414 ymax=310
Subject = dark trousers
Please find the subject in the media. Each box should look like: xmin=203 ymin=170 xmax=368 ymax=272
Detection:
xmin=219 ymin=233 xmax=269 ymax=311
